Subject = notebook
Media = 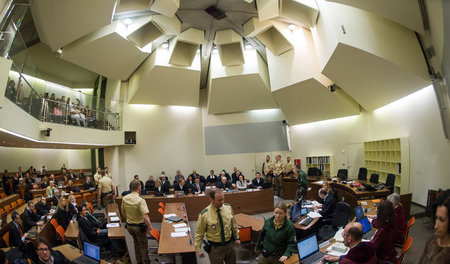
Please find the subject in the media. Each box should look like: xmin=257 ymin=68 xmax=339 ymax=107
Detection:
xmin=297 ymin=234 xmax=325 ymax=264
xmin=72 ymin=242 xmax=100 ymax=264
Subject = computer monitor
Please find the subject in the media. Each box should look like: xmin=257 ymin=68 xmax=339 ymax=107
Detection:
xmin=297 ymin=234 xmax=319 ymax=260
xmin=354 ymin=204 xmax=364 ymax=220
xmin=83 ymin=242 xmax=100 ymax=261
xmin=175 ymin=191 xmax=185 ymax=197
xmin=357 ymin=216 xmax=372 ymax=234
xmin=290 ymin=202 xmax=300 ymax=221
xmin=58 ymin=181 xmax=64 ymax=188
xmin=35 ymin=177 xmax=41 ymax=184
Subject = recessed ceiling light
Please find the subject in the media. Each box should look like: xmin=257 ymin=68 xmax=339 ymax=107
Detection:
xmin=124 ymin=18 xmax=132 ymax=25
xmin=288 ymin=23 xmax=296 ymax=30
xmin=245 ymin=42 xmax=253 ymax=50
xmin=161 ymin=42 xmax=169 ymax=49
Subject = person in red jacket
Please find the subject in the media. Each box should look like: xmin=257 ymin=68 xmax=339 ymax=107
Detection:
xmin=370 ymin=200 xmax=397 ymax=263
xmin=321 ymin=222 xmax=377 ymax=264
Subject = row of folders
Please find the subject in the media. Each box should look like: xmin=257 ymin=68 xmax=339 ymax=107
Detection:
xmin=306 ymin=156 xmax=330 ymax=164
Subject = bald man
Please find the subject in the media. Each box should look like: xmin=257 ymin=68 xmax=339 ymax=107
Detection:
xmin=320 ymin=222 xmax=376 ymax=264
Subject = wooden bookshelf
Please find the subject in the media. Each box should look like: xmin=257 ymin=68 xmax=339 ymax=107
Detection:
xmin=364 ymin=137 xmax=409 ymax=194
xmin=306 ymin=155 xmax=333 ymax=178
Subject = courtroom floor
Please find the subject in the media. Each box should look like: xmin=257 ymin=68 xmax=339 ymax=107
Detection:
xmin=118 ymin=197 xmax=434 ymax=264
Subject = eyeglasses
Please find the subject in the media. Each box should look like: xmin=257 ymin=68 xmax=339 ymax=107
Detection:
xmin=342 ymin=233 xmax=349 ymax=237
xmin=37 ymin=248 xmax=50 ymax=252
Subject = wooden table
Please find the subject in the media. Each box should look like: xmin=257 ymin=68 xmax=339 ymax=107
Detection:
xmin=282 ymin=177 xmax=298 ymax=200
xmin=158 ymin=203 xmax=196 ymax=264
xmin=0 ymin=194 xmax=20 ymax=208
xmin=116 ymin=189 xmax=274 ymax=222
xmin=53 ymin=244 xmax=108 ymax=264
xmin=106 ymin=203 xmax=125 ymax=239
xmin=235 ymin=213 xmax=264 ymax=231
xmin=65 ymin=222 xmax=79 ymax=239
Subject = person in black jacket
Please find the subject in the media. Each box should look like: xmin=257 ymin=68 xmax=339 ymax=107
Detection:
xmin=9 ymin=211 xmax=33 ymax=252
xmin=52 ymin=189 xmax=61 ymax=207
xmin=153 ymin=180 xmax=164 ymax=197
xmin=191 ymin=177 xmax=205 ymax=194
xmin=52 ymin=197 xmax=70 ymax=230
xmin=35 ymin=197 xmax=50 ymax=216
xmin=314 ymin=188 xmax=337 ymax=222
xmin=21 ymin=201 xmax=43 ymax=233
xmin=83 ymin=177 xmax=94 ymax=190
xmin=216 ymin=176 xmax=233 ymax=190
xmin=129 ymin=175 xmax=144 ymax=191
xmin=145 ymin=175 xmax=155 ymax=192
xmin=160 ymin=175 xmax=171 ymax=194
xmin=251 ymin=172 xmax=265 ymax=189
xmin=206 ymin=170 xmax=218 ymax=184
xmin=2 ymin=170 xmax=10 ymax=195
xmin=174 ymin=179 xmax=189 ymax=195
xmin=78 ymin=204 xmax=116 ymax=253
xmin=32 ymin=237 xmax=70 ymax=264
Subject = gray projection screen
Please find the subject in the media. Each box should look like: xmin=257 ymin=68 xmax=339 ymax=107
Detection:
xmin=204 ymin=121 xmax=290 ymax=155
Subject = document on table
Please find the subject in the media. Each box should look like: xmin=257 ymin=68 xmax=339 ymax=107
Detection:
xmin=167 ymin=195 xmax=175 ymax=198
xmin=307 ymin=211 xmax=322 ymax=218
xmin=110 ymin=216 xmax=120 ymax=222
xmin=173 ymin=223 xmax=187 ymax=228
xmin=107 ymin=223 xmax=120 ymax=228
xmin=171 ymin=232 xmax=187 ymax=237
xmin=108 ymin=212 xmax=117 ymax=216
xmin=164 ymin=214 xmax=177 ymax=218
xmin=175 ymin=227 xmax=190 ymax=233
xmin=314 ymin=181 xmax=324 ymax=185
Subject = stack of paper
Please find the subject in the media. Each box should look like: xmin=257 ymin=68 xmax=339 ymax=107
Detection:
xmin=110 ymin=216 xmax=120 ymax=222
xmin=175 ymin=227 xmax=190 ymax=233
xmin=173 ymin=223 xmax=187 ymax=228
xmin=171 ymin=232 xmax=187 ymax=237
xmin=107 ymin=223 xmax=120 ymax=228
xmin=164 ymin=214 xmax=177 ymax=218
xmin=307 ymin=211 xmax=322 ymax=218
xmin=108 ymin=212 xmax=117 ymax=216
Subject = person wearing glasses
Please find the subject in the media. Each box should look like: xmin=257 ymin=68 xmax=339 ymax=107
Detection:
xmin=33 ymin=237 xmax=70 ymax=264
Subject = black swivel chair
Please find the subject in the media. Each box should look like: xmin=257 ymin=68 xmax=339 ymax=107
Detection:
xmin=358 ymin=168 xmax=367 ymax=181
xmin=386 ymin=174 xmax=396 ymax=192
xmin=337 ymin=169 xmax=348 ymax=181
xmin=307 ymin=167 xmax=322 ymax=176
xmin=317 ymin=202 xmax=350 ymax=242
xmin=369 ymin=173 xmax=379 ymax=184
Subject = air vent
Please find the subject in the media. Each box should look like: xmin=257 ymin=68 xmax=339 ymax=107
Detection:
xmin=205 ymin=6 xmax=227 ymax=20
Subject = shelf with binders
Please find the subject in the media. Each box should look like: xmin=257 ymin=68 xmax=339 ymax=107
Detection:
xmin=306 ymin=155 xmax=333 ymax=178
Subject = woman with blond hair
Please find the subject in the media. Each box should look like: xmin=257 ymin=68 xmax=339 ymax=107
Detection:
xmin=52 ymin=197 xmax=70 ymax=230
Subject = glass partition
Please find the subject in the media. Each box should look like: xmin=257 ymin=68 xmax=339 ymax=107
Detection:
xmin=1 ymin=2 xmax=122 ymax=130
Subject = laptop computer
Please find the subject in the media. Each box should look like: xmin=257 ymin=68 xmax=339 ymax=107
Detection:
xmin=58 ymin=181 xmax=64 ymax=188
xmin=355 ymin=204 xmax=364 ymax=220
xmin=297 ymin=234 xmax=325 ymax=264
xmin=358 ymin=216 xmax=376 ymax=239
xmin=73 ymin=242 xmax=100 ymax=264
xmin=35 ymin=177 xmax=41 ymax=184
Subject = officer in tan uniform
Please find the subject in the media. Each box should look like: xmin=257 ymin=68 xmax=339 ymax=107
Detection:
xmin=97 ymin=171 xmax=115 ymax=209
xmin=93 ymin=167 xmax=101 ymax=186
xmin=195 ymin=189 xmax=240 ymax=264
xmin=273 ymin=155 xmax=284 ymax=196
xmin=284 ymin=156 xmax=295 ymax=177
xmin=121 ymin=179 xmax=152 ymax=264
xmin=262 ymin=155 xmax=273 ymax=189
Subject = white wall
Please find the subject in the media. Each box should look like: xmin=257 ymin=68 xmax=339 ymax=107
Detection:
xmin=289 ymin=85 xmax=450 ymax=205
xmin=0 ymin=147 xmax=91 ymax=171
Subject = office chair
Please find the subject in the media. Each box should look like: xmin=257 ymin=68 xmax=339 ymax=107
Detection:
xmin=386 ymin=174 xmax=396 ymax=192
xmin=369 ymin=173 xmax=379 ymax=184
xmin=396 ymin=237 xmax=413 ymax=264
xmin=357 ymin=168 xmax=367 ymax=181
xmin=236 ymin=226 xmax=253 ymax=263
xmin=317 ymin=202 xmax=350 ymax=242
xmin=337 ymin=169 xmax=348 ymax=181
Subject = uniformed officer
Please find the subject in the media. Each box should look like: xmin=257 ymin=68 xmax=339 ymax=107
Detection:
xmin=97 ymin=170 xmax=115 ymax=209
xmin=195 ymin=189 xmax=241 ymax=264
xmin=273 ymin=155 xmax=284 ymax=197
xmin=121 ymin=179 xmax=152 ymax=264
xmin=296 ymin=165 xmax=308 ymax=201
xmin=284 ymin=156 xmax=295 ymax=177
xmin=262 ymin=155 xmax=273 ymax=189
xmin=93 ymin=167 xmax=102 ymax=186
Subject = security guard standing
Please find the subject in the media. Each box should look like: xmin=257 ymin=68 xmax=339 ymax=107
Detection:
xmin=121 ymin=179 xmax=152 ymax=264
xmin=97 ymin=170 xmax=115 ymax=209
xmin=284 ymin=156 xmax=295 ymax=177
xmin=273 ymin=155 xmax=284 ymax=197
xmin=195 ymin=189 xmax=240 ymax=264
xmin=262 ymin=155 xmax=273 ymax=188
xmin=296 ymin=165 xmax=308 ymax=201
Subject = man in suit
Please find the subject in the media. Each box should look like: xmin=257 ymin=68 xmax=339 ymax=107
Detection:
xmin=83 ymin=176 xmax=94 ymax=190
xmin=251 ymin=172 xmax=265 ymax=189
xmin=21 ymin=201 xmax=43 ymax=233
xmin=314 ymin=188 xmax=337 ymax=222
xmin=35 ymin=196 xmax=50 ymax=216
xmin=174 ymin=179 xmax=189 ymax=195
xmin=160 ymin=174 xmax=171 ymax=194
xmin=52 ymin=189 xmax=61 ymax=207
xmin=216 ymin=176 xmax=233 ymax=190
xmin=207 ymin=170 xmax=218 ymax=184
xmin=78 ymin=205 xmax=109 ymax=243
xmin=9 ymin=211 xmax=32 ymax=251
xmin=191 ymin=177 xmax=205 ymax=194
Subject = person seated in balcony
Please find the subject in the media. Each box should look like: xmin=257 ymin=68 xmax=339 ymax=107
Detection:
xmin=80 ymin=108 xmax=87 ymax=127
xmin=70 ymin=105 xmax=85 ymax=127
xmin=5 ymin=79 xmax=16 ymax=100
xmin=53 ymin=101 xmax=64 ymax=124
xmin=83 ymin=177 xmax=94 ymax=190
xmin=46 ymin=93 xmax=56 ymax=122
xmin=86 ymin=106 xmax=96 ymax=127
xmin=236 ymin=175 xmax=247 ymax=191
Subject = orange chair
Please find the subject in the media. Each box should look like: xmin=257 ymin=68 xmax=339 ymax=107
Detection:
xmin=55 ymin=225 xmax=66 ymax=243
xmin=158 ymin=202 xmax=165 ymax=210
xmin=0 ymin=209 xmax=4 ymax=215
xmin=1 ymin=193 xmax=6 ymax=199
xmin=404 ymin=217 xmax=415 ymax=242
xmin=237 ymin=227 xmax=253 ymax=263
xmin=87 ymin=202 xmax=94 ymax=214
xmin=238 ymin=227 xmax=252 ymax=243
xmin=396 ymin=237 xmax=413 ymax=264
xmin=74 ymin=194 xmax=83 ymax=206
xmin=11 ymin=201 xmax=17 ymax=209
xmin=4 ymin=205 xmax=11 ymax=213
xmin=17 ymin=199 xmax=24 ymax=206
xmin=33 ymin=194 xmax=42 ymax=199
xmin=83 ymin=193 xmax=94 ymax=204
xmin=157 ymin=207 xmax=164 ymax=216
xmin=151 ymin=229 xmax=160 ymax=242
xmin=50 ymin=219 xmax=59 ymax=230
xmin=2 ymin=232 xmax=9 ymax=247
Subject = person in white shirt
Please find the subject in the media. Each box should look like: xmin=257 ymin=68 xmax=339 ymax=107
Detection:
xmin=236 ymin=175 xmax=247 ymax=191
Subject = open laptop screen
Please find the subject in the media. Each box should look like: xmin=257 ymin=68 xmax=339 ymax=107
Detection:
xmin=297 ymin=234 xmax=319 ymax=259
xmin=355 ymin=204 xmax=364 ymax=220
xmin=83 ymin=242 xmax=100 ymax=261
xmin=357 ymin=216 xmax=372 ymax=234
